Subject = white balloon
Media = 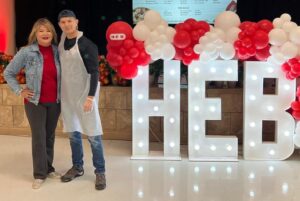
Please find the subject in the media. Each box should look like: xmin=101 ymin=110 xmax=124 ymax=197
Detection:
xmin=158 ymin=34 xmax=168 ymax=44
xmin=268 ymin=28 xmax=288 ymax=46
xmin=145 ymin=44 xmax=155 ymax=54
xmin=154 ymin=41 xmax=162 ymax=49
xmin=289 ymin=27 xmax=300 ymax=45
xmin=149 ymin=31 xmax=159 ymax=42
xmin=210 ymin=51 xmax=220 ymax=61
xmin=267 ymin=56 xmax=278 ymax=65
xmin=200 ymin=52 xmax=212 ymax=62
xmin=273 ymin=52 xmax=286 ymax=64
xmin=226 ymin=27 xmax=241 ymax=43
xmin=220 ymin=43 xmax=235 ymax=60
xmin=280 ymin=41 xmax=298 ymax=59
xmin=165 ymin=27 xmax=176 ymax=42
xmin=214 ymin=11 xmax=241 ymax=31
xmin=133 ymin=22 xmax=151 ymax=41
xmin=214 ymin=39 xmax=224 ymax=49
xmin=282 ymin=21 xmax=298 ymax=33
xmin=193 ymin=44 xmax=204 ymax=54
xmin=160 ymin=20 xmax=168 ymax=27
xmin=280 ymin=13 xmax=292 ymax=22
xmin=269 ymin=46 xmax=280 ymax=55
xmin=151 ymin=48 xmax=162 ymax=61
xmin=162 ymin=44 xmax=176 ymax=60
xmin=144 ymin=10 xmax=162 ymax=30
xmin=156 ymin=24 xmax=166 ymax=34
xmin=273 ymin=18 xmax=284 ymax=28
xmin=204 ymin=43 xmax=217 ymax=55
xmin=199 ymin=36 xmax=209 ymax=45
xmin=208 ymin=32 xmax=219 ymax=42
xmin=212 ymin=28 xmax=226 ymax=41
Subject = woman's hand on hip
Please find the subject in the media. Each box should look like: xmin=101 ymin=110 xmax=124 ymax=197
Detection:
xmin=21 ymin=87 xmax=34 ymax=99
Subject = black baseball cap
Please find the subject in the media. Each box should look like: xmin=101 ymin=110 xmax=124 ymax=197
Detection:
xmin=58 ymin=9 xmax=76 ymax=21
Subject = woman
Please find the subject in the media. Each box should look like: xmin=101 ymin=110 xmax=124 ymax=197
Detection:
xmin=4 ymin=18 xmax=61 ymax=189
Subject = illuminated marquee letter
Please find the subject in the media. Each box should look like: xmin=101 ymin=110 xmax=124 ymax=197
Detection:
xmin=243 ymin=61 xmax=295 ymax=160
xmin=132 ymin=61 xmax=181 ymax=160
xmin=188 ymin=60 xmax=238 ymax=161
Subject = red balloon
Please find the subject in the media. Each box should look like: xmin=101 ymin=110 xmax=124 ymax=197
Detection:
xmin=175 ymin=23 xmax=184 ymax=31
xmin=135 ymin=41 xmax=145 ymax=50
xmin=195 ymin=21 xmax=210 ymax=32
xmin=183 ymin=57 xmax=192 ymax=65
xmin=252 ymin=30 xmax=269 ymax=49
xmin=119 ymin=47 xmax=127 ymax=56
xmin=288 ymin=58 xmax=299 ymax=65
xmin=291 ymin=63 xmax=300 ymax=74
xmin=191 ymin=31 xmax=200 ymax=42
xmin=118 ymin=64 xmax=138 ymax=79
xmin=123 ymin=55 xmax=134 ymax=64
xmin=245 ymin=26 xmax=257 ymax=36
xmin=184 ymin=47 xmax=193 ymax=56
xmin=106 ymin=53 xmax=123 ymax=67
xmin=258 ymin=19 xmax=273 ymax=33
xmin=106 ymin=21 xmax=133 ymax=47
xmin=239 ymin=21 xmax=257 ymax=31
xmin=184 ymin=18 xmax=197 ymax=26
xmin=281 ymin=62 xmax=291 ymax=72
xmin=255 ymin=46 xmax=270 ymax=61
xmin=248 ymin=47 xmax=256 ymax=56
xmin=182 ymin=23 xmax=192 ymax=31
xmin=296 ymin=86 xmax=300 ymax=97
xmin=291 ymin=101 xmax=300 ymax=111
xmin=241 ymin=37 xmax=253 ymax=48
xmin=137 ymin=51 xmax=151 ymax=66
xmin=129 ymin=47 xmax=139 ymax=59
xmin=173 ymin=30 xmax=191 ymax=49
xmin=292 ymin=111 xmax=300 ymax=120
xmin=123 ymin=39 xmax=134 ymax=49
xmin=174 ymin=47 xmax=184 ymax=60
xmin=238 ymin=31 xmax=247 ymax=40
xmin=286 ymin=72 xmax=294 ymax=80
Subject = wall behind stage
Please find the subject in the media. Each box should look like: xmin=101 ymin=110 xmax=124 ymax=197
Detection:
xmin=15 ymin=0 xmax=132 ymax=54
xmin=14 ymin=0 xmax=300 ymax=54
xmin=0 ymin=0 xmax=15 ymax=55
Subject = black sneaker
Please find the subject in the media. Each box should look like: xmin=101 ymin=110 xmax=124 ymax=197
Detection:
xmin=95 ymin=173 xmax=106 ymax=190
xmin=61 ymin=166 xmax=84 ymax=182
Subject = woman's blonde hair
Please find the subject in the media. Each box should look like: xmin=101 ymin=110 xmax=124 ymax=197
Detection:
xmin=28 ymin=18 xmax=57 ymax=45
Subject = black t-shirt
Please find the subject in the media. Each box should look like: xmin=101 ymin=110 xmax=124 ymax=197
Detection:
xmin=64 ymin=36 xmax=99 ymax=96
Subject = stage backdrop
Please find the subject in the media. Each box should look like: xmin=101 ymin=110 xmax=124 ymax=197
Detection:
xmin=0 ymin=0 xmax=15 ymax=55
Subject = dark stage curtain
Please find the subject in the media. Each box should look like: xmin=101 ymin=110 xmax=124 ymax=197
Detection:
xmin=237 ymin=0 xmax=300 ymax=23
xmin=15 ymin=0 xmax=132 ymax=54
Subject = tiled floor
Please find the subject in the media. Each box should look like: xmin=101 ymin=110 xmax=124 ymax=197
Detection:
xmin=0 ymin=135 xmax=300 ymax=201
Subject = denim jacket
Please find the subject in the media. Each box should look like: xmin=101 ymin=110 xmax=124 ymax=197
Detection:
xmin=4 ymin=43 xmax=61 ymax=105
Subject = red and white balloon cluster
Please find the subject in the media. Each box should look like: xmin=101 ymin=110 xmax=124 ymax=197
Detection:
xmin=106 ymin=21 xmax=151 ymax=79
xmin=133 ymin=10 xmax=176 ymax=61
xmin=194 ymin=11 xmax=240 ymax=62
xmin=173 ymin=18 xmax=210 ymax=65
xmin=281 ymin=57 xmax=300 ymax=80
xmin=291 ymin=86 xmax=300 ymax=120
xmin=105 ymin=10 xmax=300 ymax=81
xmin=269 ymin=14 xmax=299 ymax=65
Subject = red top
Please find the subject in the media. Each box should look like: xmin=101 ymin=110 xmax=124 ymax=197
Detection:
xmin=38 ymin=45 xmax=57 ymax=103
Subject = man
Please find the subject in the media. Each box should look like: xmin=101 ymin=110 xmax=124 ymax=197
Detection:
xmin=57 ymin=9 xmax=106 ymax=190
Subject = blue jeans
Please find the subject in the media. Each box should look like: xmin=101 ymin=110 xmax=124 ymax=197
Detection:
xmin=69 ymin=131 xmax=105 ymax=174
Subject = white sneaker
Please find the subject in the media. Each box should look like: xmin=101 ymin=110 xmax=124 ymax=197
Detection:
xmin=32 ymin=179 xmax=45 ymax=189
xmin=48 ymin=172 xmax=62 ymax=179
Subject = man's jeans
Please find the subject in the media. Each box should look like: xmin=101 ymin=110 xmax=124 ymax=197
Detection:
xmin=69 ymin=131 xmax=105 ymax=174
